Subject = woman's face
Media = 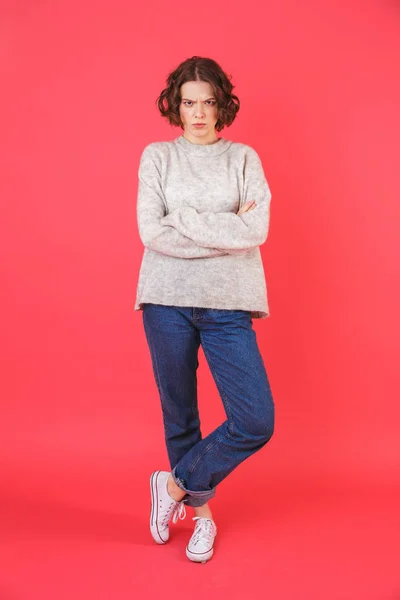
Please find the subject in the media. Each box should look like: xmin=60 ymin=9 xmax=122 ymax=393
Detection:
xmin=179 ymin=80 xmax=219 ymax=144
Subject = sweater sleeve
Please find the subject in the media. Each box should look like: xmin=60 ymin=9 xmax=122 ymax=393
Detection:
xmin=160 ymin=146 xmax=271 ymax=251
xmin=137 ymin=146 xmax=237 ymax=259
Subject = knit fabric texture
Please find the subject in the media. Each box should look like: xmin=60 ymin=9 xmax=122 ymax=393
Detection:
xmin=134 ymin=134 xmax=272 ymax=319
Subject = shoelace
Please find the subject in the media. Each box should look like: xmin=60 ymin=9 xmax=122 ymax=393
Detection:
xmin=160 ymin=499 xmax=187 ymax=528
xmin=190 ymin=516 xmax=216 ymax=545
xmin=172 ymin=501 xmax=187 ymax=524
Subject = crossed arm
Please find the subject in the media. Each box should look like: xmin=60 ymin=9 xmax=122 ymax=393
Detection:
xmin=136 ymin=144 xmax=271 ymax=259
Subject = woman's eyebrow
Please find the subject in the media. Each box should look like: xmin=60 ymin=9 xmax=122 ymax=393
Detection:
xmin=181 ymin=97 xmax=216 ymax=101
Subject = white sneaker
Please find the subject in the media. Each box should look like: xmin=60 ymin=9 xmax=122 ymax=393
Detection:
xmin=150 ymin=471 xmax=187 ymax=544
xmin=186 ymin=516 xmax=217 ymax=563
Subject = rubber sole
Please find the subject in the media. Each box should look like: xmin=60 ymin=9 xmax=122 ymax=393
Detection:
xmin=186 ymin=546 xmax=214 ymax=563
xmin=150 ymin=471 xmax=169 ymax=544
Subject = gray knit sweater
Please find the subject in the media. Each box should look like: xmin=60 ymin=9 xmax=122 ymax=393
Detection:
xmin=134 ymin=134 xmax=272 ymax=319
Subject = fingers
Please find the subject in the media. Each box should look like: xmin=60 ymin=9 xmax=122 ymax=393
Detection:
xmin=244 ymin=200 xmax=256 ymax=211
xmin=237 ymin=200 xmax=256 ymax=215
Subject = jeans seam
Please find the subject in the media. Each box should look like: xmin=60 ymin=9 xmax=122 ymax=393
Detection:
xmin=201 ymin=336 xmax=235 ymax=436
xmin=187 ymin=433 xmax=227 ymax=475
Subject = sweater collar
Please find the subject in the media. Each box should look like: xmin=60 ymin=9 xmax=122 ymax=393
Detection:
xmin=175 ymin=134 xmax=232 ymax=157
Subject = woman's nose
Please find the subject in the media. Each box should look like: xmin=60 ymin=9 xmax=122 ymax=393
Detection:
xmin=194 ymin=102 xmax=205 ymax=117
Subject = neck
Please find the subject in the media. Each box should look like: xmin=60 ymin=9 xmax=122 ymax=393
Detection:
xmin=182 ymin=131 xmax=219 ymax=146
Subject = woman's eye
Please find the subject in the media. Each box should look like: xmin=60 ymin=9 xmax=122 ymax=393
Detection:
xmin=183 ymin=101 xmax=216 ymax=106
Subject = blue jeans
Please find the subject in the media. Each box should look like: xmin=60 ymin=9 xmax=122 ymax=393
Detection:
xmin=142 ymin=304 xmax=275 ymax=507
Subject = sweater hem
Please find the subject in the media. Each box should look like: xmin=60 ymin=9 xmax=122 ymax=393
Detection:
xmin=134 ymin=298 xmax=269 ymax=320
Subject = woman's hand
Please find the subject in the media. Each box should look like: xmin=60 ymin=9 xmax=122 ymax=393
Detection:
xmin=237 ymin=200 xmax=256 ymax=216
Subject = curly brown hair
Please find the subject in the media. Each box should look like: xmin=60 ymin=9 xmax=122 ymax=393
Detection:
xmin=156 ymin=56 xmax=240 ymax=132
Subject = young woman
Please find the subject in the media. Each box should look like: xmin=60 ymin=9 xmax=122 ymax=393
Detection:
xmin=134 ymin=56 xmax=275 ymax=563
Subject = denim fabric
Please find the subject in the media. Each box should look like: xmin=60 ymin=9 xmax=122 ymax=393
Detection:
xmin=142 ymin=303 xmax=275 ymax=507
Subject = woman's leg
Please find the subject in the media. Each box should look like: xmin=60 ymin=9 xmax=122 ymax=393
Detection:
xmin=142 ymin=303 xmax=206 ymax=507
xmin=171 ymin=308 xmax=275 ymax=499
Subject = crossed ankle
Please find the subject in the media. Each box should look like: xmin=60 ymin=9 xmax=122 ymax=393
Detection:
xmin=193 ymin=508 xmax=213 ymax=520
xmin=167 ymin=473 xmax=186 ymax=502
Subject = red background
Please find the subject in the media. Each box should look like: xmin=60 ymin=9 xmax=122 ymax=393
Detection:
xmin=1 ymin=0 xmax=399 ymax=598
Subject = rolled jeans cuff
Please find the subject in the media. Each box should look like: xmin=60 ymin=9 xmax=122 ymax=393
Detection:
xmin=171 ymin=466 xmax=216 ymax=507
